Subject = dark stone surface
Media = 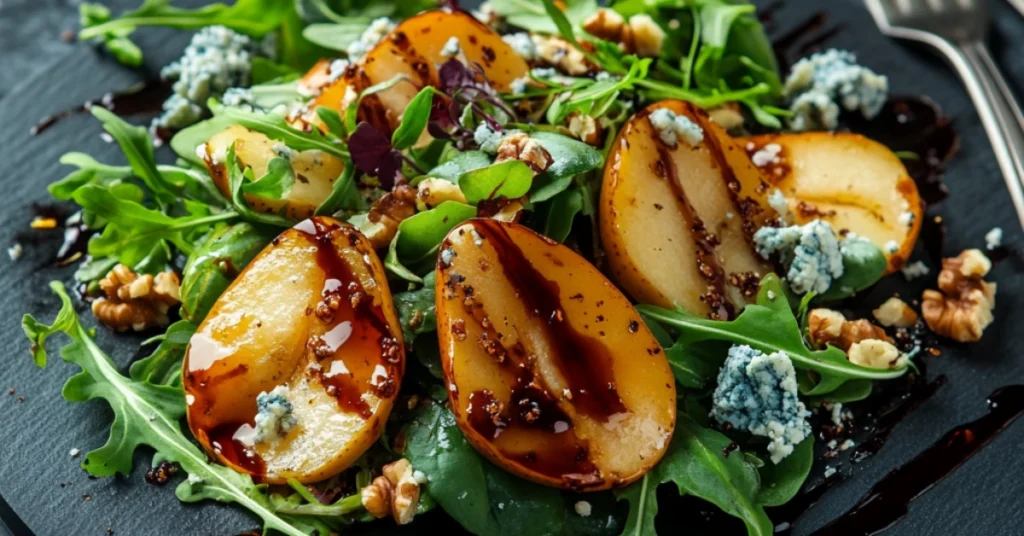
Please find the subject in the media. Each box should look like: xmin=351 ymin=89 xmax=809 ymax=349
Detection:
xmin=2 ymin=0 xmax=1024 ymax=535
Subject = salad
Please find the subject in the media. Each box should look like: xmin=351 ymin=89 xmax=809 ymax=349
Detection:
xmin=21 ymin=0 xmax=1001 ymax=535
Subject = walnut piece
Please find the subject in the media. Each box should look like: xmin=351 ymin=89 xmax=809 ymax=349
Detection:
xmin=363 ymin=182 xmax=418 ymax=249
xmin=807 ymin=308 xmax=892 ymax=351
xmin=848 ymin=339 xmax=905 ymax=369
xmin=495 ymin=132 xmax=553 ymax=174
xmin=92 ymin=265 xmax=180 ymax=332
xmin=567 ymin=112 xmax=601 ymax=145
xmin=532 ymin=34 xmax=593 ymax=75
xmin=361 ymin=458 xmax=421 ymax=525
xmin=872 ymin=297 xmax=918 ymax=328
xmin=922 ymin=249 xmax=996 ymax=342
xmin=708 ymin=104 xmax=745 ymax=132
xmin=583 ymin=10 xmax=665 ymax=57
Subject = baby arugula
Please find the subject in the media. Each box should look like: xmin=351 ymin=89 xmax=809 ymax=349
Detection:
xmin=22 ymin=283 xmax=355 ymax=536
xmin=639 ymin=274 xmax=910 ymax=397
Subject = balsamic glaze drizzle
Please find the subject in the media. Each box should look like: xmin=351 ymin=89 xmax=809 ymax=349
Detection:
xmin=30 ymin=79 xmax=172 ymax=136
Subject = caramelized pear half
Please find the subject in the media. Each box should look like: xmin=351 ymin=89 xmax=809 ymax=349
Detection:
xmin=435 ymin=220 xmax=676 ymax=491
xmin=202 ymin=125 xmax=344 ymax=220
xmin=309 ymin=9 xmax=529 ymax=134
xmin=601 ymin=100 xmax=773 ymax=318
xmin=742 ymin=133 xmax=923 ymax=272
xmin=184 ymin=217 xmax=404 ymax=483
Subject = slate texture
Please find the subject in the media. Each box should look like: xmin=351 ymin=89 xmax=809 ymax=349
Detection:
xmin=1 ymin=1 xmax=1024 ymax=535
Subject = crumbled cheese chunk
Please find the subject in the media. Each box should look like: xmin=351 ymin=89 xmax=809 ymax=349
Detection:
xmin=502 ymin=32 xmax=538 ymax=61
xmin=711 ymin=345 xmax=812 ymax=464
xmin=898 ymin=210 xmax=915 ymax=227
xmin=252 ymin=385 xmax=297 ymax=444
xmin=7 ymin=242 xmax=22 ymax=261
xmin=574 ymin=501 xmax=592 ymax=517
xmin=474 ymin=123 xmax=518 ymax=154
xmin=156 ymin=26 xmax=255 ymax=130
xmin=829 ymin=402 xmax=843 ymax=426
xmin=347 ymin=18 xmax=396 ymax=61
xmin=328 ymin=59 xmax=351 ymax=83
xmin=823 ymin=465 xmax=838 ymax=478
xmin=751 ymin=143 xmax=783 ymax=167
xmin=901 ymin=260 xmax=930 ymax=280
xmin=221 ymin=87 xmax=253 ymax=108
xmin=753 ymin=219 xmax=845 ymax=295
xmin=69 ymin=448 xmax=81 ymax=458
xmin=784 ymin=49 xmax=888 ymax=131
xmin=767 ymin=189 xmax=790 ymax=221
xmin=985 ymin=227 xmax=1003 ymax=250
xmin=648 ymin=108 xmax=704 ymax=148
xmin=883 ymin=240 xmax=900 ymax=254
xmin=510 ymin=76 xmax=529 ymax=95
xmin=440 ymin=37 xmax=461 ymax=59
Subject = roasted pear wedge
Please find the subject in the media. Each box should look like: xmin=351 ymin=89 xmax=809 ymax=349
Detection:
xmin=201 ymin=125 xmax=344 ymax=220
xmin=184 ymin=217 xmax=404 ymax=483
xmin=601 ymin=100 xmax=773 ymax=318
xmin=309 ymin=9 xmax=529 ymax=134
xmin=435 ymin=220 xmax=677 ymax=491
xmin=742 ymin=133 xmax=923 ymax=272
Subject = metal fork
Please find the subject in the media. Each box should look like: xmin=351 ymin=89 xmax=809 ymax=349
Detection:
xmin=866 ymin=0 xmax=1024 ymax=230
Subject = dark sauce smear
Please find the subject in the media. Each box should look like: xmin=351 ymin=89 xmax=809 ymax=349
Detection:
xmin=851 ymin=374 xmax=948 ymax=464
xmin=13 ymin=204 xmax=95 ymax=269
xmin=472 ymin=219 xmax=627 ymax=421
xmin=812 ymin=385 xmax=1024 ymax=536
xmin=296 ymin=217 xmax=401 ymax=415
xmin=30 ymin=79 xmax=172 ymax=136
xmin=768 ymin=10 xmax=840 ymax=72
xmin=207 ymin=422 xmax=268 ymax=477
xmin=656 ymin=145 xmax=733 ymax=320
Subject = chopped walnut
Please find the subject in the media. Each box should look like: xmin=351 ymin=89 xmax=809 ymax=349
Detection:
xmin=708 ymin=104 xmax=745 ymax=132
xmin=583 ymin=10 xmax=665 ymax=57
xmin=361 ymin=458 xmax=421 ymax=525
xmin=807 ymin=308 xmax=892 ymax=351
xmin=363 ymin=182 xmax=418 ymax=249
xmin=495 ymin=132 xmax=553 ymax=174
xmin=532 ymin=34 xmax=593 ymax=75
xmin=847 ymin=339 xmax=905 ymax=369
xmin=92 ymin=265 xmax=180 ymax=332
xmin=416 ymin=178 xmax=467 ymax=211
xmin=873 ymin=297 xmax=918 ymax=328
xmin=922 ymin=249 xmax=996 ymax=342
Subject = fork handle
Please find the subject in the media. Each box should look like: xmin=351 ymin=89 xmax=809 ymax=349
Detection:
xmin=948 ymin=40 xmax=1024 ymax=230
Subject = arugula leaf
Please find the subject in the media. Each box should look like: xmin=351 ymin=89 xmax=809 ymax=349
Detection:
xmin=250 ymin=58 xmax=299 ymax=85
xmin=225 ymin=145 xmax=293 ymax=227
xmin=240 ymin=156 xmax=295 ymax=199
xmin=302 ymin=19 xmax=372 ymax=52
xmin=210 ymin=102 xmax=348 ymax=159
xmin=534 ymin=187 xmax=583 ymax=243
xmin=90 ymin=108 xmax=176 ymax=205
xmin=617 ymin=415 xmax=774 ymax=536
xmin=54 ymin=152 xmax=224 ymax=206
xmin=392 ymin=87 xmax=440 ymax=151
xmin=394 ymin=272 xmax=437 ymax=344
xmin=458 ymin=160 xmax=534 ymax=205
xmin=491 ymin=0 xmax=598 ymax=35
xmin=72 ymin=185 xmax=237 ymax=265
xmin=665 ymin=341 xmax=726 ymax=390
xmin=316 ymin=107 xmax=348 ymax=140
xmin=815 ymin=239 xmax=887 ymax=302
xmin=638 ymin=274 xmax=909 ymax=382
xmin=528 ymin=132 xmax=604 ymax=203
xmin=426 ymin=151 xmax=493 ymax=182
xmin=546 ymin=59 xmax=651 ymax=124
xmin=314 ymin=154 xmax=364 ymax=216
xmin=756 ymin=437 xmax=813 ymax=507
xmin=131 ymin=319 xmax=197 ymax=386
xmin=171 ymin=115 xmax=237 ymax=166
xmin=180 ymin=222 xmax=273 ymax=322
xmin=23 ymin=282 xmax=318 ymax=536
xmin=389 ymin=201 xmax=478 ymax=277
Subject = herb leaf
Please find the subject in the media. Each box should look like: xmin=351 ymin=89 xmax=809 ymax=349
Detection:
xmin=131 ymin=319 xmax=197 ymax=386
xmin=756 ymin=437 xmax=813 ymax=507
xmin=225 ymin=145 xmax=293 ymax=227
xmin=395 ymin=272 xmax=437 ymax=344
xmin=90 ymin=107 xmax=176 ymax=204
xmin=426 ymin=151 xmax=493 ymax=182
xmin=390 ymin=201 xmax=478 ymax=276
xmin=210 ymin=102 xmax=348 ymax=159
xmin=240 ymin=157 xmax=295 ymax=199
xmin=527 ymin=132 xmax=604 ymax=203
xmin=393 ymin=87 xmax=440 ymax=151
xmin=180 ymin=222 xmax=273 ymax=322
xmin=638 ymin=274 xmax=909 ymax=382
xmin=458 ymin=160 xmax=534 ymax=205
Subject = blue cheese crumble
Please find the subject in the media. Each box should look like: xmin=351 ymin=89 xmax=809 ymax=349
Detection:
xmin=440 ymin=37 xmax=461 ymax=59
xmin=648 ymin=108 xmax=703 ymax=148
xmin=346 ymin=18 xmax=396 ymax=61
xmin=711 ymin=345 xmax=812 ymax=463
xmin=474 ymin=123 xmax=513 ymax=154
xmin=253 ymin=385 xmax=297 ymax=443
xmin=502 ymin=32 xmax=538 ymax=61
xmin=156 ymin=26 xmax=255 ymax=130
xmin=753 ymin=219 xmax=844 ymax=295
xmin=784 ymin=49 xmax=888 ymax=131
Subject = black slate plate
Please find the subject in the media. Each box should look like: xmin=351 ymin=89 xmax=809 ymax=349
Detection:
xmin=3 ymin=1 xmax=1024 ymax=535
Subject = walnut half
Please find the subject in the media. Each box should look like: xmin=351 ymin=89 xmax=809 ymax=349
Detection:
xmin=361 ymin=458 xmax=422 ymax=525
xmin=496 ymin=132 xmax=553 ymax=174
xmin=807 ymin=308 xmax=892 ymax=351
xmin=922 ymin=249 xmax=996 ymax=342
xmin=91 ymin=265 xmax=180 ymax=332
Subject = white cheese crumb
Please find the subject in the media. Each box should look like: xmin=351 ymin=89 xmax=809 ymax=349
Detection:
xmin=767 ymin=290 xmax=776 ymax=300
xmin=883 ymin=240 xmax=900 ymax=254
xmin=187 ymin=473 xmax=204 ymax=484
xmin=901 ymin=260 xmax=930 ymax=280
xmin=574 ymin=501 xmax=592 ymax=517
xmin=510 ymin=76 xmax=530 ymax=95
xmin=767 ymin=189 xmax=790 ymax=220
xmin=69 ymin=448 xmax=81 ymax=458
xmin=440 ymin=37 xmax=461 ymax=59
xmin=100 ymin=132 xmax=114 ymax=143
xmin=328 ymin=59 xmax=351 ymax=83
xmin=826 ymin=439 xmax=837 ymax=449
xmin=823 ymin=465 xmax=838 ymax=478
xmin=751 ymin=143 xmax=782 ymax=167
xmin=7 ymin=242 xmax=23 ymax=261
xmin=471 ymin=229 xmax=484 ymax=247
xmin=440 ymin=248 xmax=456 ymax=266
xmin=829 ymin=402 xmax=843 ymax=426
xmin=784 ymin=49 xmax=888 ymax=131
xmin=985 ymin=227 xmax=1003 ymax=250
xmin=346 ymin=18 xmax=396 ymax=61
xmin=898 ymin=211 xmax=915 ymax=227
xmin=502 ymin=32 xmax=538 ymax=61
xmin=194 ymin=144 xmax=208 ymax=161
xmin=648 ymin=107 xmax=703 ymax=148
xmin=840 ymin=439 xmax=855 ymax=451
